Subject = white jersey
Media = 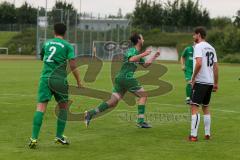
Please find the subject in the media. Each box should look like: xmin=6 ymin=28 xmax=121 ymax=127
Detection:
xmin=193 ymin=41 xmax=217 ymax=85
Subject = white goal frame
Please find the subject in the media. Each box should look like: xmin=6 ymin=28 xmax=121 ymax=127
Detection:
xmin=92 ymin=41 xmax=118 ymax=60
xmin=0 ymin=47 xmax=8 ymax=55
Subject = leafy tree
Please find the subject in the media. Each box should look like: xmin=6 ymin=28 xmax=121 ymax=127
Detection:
xmin=211 ymin=17 xmax=232 ymax=29
xmin=49 ymin=0 xmax=78 ymax=25
xmin=16 ymin=2 xmax=37 ymax=24
xmin=233 ymin=16 xmax=240 ymax=28
xmin=0 ymin=2 xmax=16 ymax=24
xmin=132 ymin=0 xmax=210 ymax=29
xmin=125 ymin=13 xmax=133 ymax=20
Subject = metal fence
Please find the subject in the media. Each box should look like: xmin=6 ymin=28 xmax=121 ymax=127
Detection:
xmin=36 ymin=9 xmax=132 ymax=60
xmin=0 ymin=24 xmax=35 ymax=32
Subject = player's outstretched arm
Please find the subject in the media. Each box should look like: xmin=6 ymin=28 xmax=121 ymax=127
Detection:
xmin=142 ymin=48 xmax=160 ymax=68
xmin=129 ymin=48 xmax=152 ymax=62
xmin=69 ymin=59 xmax=82 ymax=88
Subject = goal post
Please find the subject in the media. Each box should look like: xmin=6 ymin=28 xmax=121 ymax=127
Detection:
xmin=70 ymin=43 xmax=78 ymax=56
xmin=0 ymin=47 xmax=8 ymax=55
xmin=92 ymin=41 xmax=119 ymax=60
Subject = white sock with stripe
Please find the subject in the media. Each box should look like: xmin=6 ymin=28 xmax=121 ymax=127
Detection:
xmin=191 ymin=113 xmax=200 ymax=137
xmin=204 ymin=114 xmax=211 ymax=136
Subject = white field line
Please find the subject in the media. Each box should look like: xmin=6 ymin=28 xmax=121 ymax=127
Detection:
xmin=0 ymin=93 xmax=239 ymax=114
xmin=116 ymin=102 xmax=240 ymax=114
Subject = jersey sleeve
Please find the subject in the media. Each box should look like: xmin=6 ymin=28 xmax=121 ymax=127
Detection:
xmin=126 ymin=48 xmax=137 ymax=60
xmin=213 ymin=49 xmax=218 ymax=63
xmin=194 ymin=45 xmax=203 ymax=58
xmin=67 ymin=44 xmax=75 ymax=60
xmin=181 ymin=47 xmax=188 ymax=57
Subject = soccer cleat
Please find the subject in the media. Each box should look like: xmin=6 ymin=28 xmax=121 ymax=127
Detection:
xmin=29 ymin=138 xmax=37 ymax=149
xmin=55 ymin=136 xmax=70 ymax=145
xmin=205 ymin=135 xmax=211 ymax=140
xmin=84 ymin=111 xmax=92 ymax=128
xmin=137 ymin=122 xmax=152 ymax=128
xmin=188 ymin=135 xmax=198 ymax=142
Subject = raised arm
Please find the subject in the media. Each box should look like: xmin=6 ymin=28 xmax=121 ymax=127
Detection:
xmin=129 ymin=48 xmax=151 ymax=62
xmin=142 ymin=48 xmax=160 ymax=68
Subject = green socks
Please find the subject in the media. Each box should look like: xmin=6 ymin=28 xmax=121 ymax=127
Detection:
xmin=56 ymin=109 xmax=67 ymax=138
xmin=31 ymin=111 xmax=44 ymax=140
xmin=89 ymin=102 xmax=109 ymax=117
xmin=186 ymin=83 xmax=192 ymax=98
xmin=137 ymin=105 xmax=145 ymax=123
xmin=31 ymin=109 xmax=68 ymax=140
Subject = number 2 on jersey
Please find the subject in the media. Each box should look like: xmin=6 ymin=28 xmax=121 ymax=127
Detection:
xmin=206 ymin=52 xmax=214 ymax=67
xmin=46 ymin=46 xmax=56 ymax=62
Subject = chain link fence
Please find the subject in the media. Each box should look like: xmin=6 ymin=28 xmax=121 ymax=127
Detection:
xmin=36 ymin=9 xmax=132 ymax=60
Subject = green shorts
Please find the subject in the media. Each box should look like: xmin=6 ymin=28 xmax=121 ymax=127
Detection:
xmin=184 ymin=70 xmax=193 ymax=81
xmin=112 ymin=76 xmax=142 ymax=95
xmin=37 ymin=77 xmax=69 ymax=103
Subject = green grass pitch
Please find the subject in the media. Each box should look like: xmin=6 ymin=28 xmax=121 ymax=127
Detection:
xmin=0 ymin=32 xmax=18 ymax=47
xmin=0 ymin=60 xmax=239 ymax=160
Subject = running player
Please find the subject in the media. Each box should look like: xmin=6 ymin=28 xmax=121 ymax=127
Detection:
xmin=84 ymin=33 xmax=160 ymax=128
xmin=29 ymin=23 xmax=82 ymax=148
xmin=189 ymin=27 xmax=219 ymax=141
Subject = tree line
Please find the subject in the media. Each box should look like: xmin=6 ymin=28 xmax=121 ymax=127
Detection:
xmin=132 ymin=0 xmax=210 ymax=28
xmin=131 ymin=0 xmax=240 ymax=29
xmin=0 ymin=0 xmax=239 ymax=29
xmin=0 ymin=1 xmax=77 ymax=25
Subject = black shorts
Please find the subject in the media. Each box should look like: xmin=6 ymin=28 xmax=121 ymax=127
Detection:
xmin=191 ymin=83 xmax=213 ymax=107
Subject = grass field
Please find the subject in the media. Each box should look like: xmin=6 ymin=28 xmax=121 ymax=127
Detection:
xmin=0 ymin=32 xmax=19 ymax=47
xmin=0 ymin=60 xmax=239 ymax=160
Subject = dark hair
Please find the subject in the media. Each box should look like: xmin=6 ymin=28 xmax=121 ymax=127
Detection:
xmin=130 ymin=32 xmax=141 ymax=45
xmin=194 ymin=26 xmax=207 ymax=39
xmin=54 ymin=23 xmax=67 ymax=36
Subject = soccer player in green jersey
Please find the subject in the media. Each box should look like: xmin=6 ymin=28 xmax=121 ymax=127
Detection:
xmin=84 ymin=33 xmax=160 ymax=128
xmin=29 ymin=23 xmax=82 ymax=149
xmin=180 ymin=45 xmax=194 ymax=104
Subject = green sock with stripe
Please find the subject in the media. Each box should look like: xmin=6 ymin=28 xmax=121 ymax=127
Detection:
xmin=137 ymin=105 xmax=145 ymax=123
xmin=89 ymin=102 xmax=109 ymax=117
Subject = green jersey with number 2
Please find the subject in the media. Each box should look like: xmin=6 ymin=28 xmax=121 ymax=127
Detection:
xmin=40 ymin=37 xmax=75 ymax=79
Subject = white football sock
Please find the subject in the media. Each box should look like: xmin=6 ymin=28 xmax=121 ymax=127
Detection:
xmin=191 ymin=113 xmax=200 ymax=137
xmin=204 ymin=114 xmax=211 ymax=136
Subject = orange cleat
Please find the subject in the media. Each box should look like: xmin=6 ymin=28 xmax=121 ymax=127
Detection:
xmin=188 ymin=136 xmax=198 ymax=142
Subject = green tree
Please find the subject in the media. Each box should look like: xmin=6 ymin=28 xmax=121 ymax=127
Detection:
xmin=125 ymin=13 xmax=133 ymax=20
xmin=211 ymin=17 xmax=232 ymax=29
xmin=132 ymin=0 xmax=210 ymax=29
xmin=16 ymin=2 xmax=37 ymax=24
xmin=49 ymin=0 xmax=78 ymax=25
xmin=233 ymin=16 xmax=240 ymax=27
xmin=0 ymin=2 xmax=16 ymax=24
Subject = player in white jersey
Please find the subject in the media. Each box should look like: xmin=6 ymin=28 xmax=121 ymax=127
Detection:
xmin=189 ymin=27 xmax=219 ymax=142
